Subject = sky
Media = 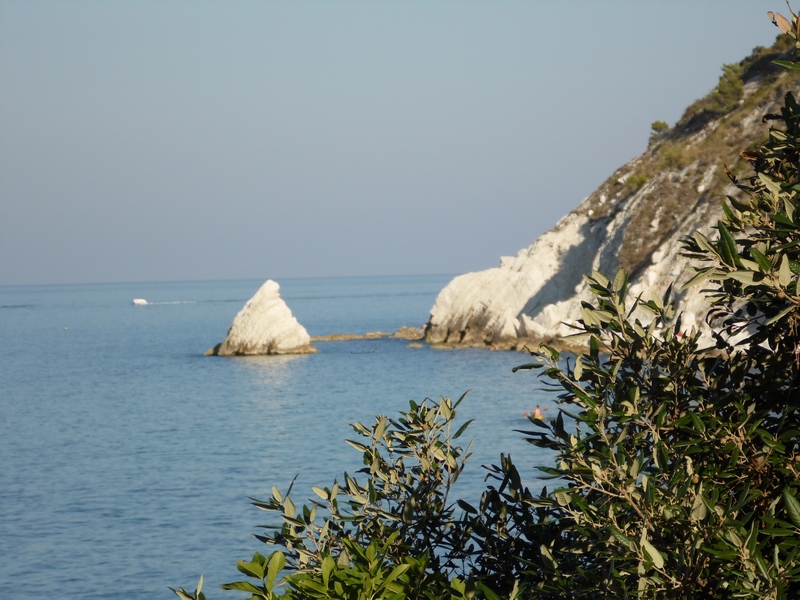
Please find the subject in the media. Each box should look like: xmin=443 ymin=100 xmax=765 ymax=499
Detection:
xmin=0 ymin=1 xmax=787 ymax=285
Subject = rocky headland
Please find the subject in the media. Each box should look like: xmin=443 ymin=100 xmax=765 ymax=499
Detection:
xmin=424 ymin=37 xmax=800 ymax=350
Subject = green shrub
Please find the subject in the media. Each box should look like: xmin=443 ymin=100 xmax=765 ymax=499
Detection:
xmin=649 ymin=120 xmax=670 ymax=146
xmin=709 ymin=63 xmax=745 ymax=113
xmin=174 ymin=394 xmax=498 ymax=600
xmin=626 ymin=173 xmax=649 ymax=191
xmin=657 ymin=141 xmax=685 ymax=170
xmin=651 ymin=120 xmax=670 ymax=135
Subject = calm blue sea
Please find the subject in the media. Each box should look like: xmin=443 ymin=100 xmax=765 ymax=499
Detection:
xmin=0 ymin=275 xmax=556 ymax=599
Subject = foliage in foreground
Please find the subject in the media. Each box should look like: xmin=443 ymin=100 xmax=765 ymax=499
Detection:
xmin=174 ymin=12 xmax=800 ymax=600
xmin=174 ymin=394 xmax=503 ymax=600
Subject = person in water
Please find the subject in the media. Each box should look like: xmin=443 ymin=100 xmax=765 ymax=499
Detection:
xmin=524 ymin=405 xmax=547 ymax=420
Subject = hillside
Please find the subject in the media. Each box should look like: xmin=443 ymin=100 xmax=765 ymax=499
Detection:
xmin=424 ymin=35 xmax=800 ymax=349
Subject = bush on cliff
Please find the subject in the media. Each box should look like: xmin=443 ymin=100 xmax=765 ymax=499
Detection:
xmin=174 ymin=14 xmax=800 ymax=600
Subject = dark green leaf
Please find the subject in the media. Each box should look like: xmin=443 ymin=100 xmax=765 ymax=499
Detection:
xmin=784 ymin=488 xmax=800 ymax=528
xmin=717 ymin=222 xmax=741 ymax=267
xmin=771 ymin=212 xmax=796 ymax=226
xmin=773 ymin=59 xmax=800 ymax=70
xmin=453 ymin=419 xmax=474 ymax=439
xmin=221 ymin=581 xmax=265 ymax=594
xmin=750 ymin=247 xmax=772 ymax=272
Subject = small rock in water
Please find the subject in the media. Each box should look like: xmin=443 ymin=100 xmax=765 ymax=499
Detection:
xmin=208 ymin=280 xmax=316 ymax=356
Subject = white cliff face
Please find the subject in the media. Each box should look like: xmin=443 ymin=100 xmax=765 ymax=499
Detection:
xmin=425 ymin=62 xmax=797 ymax=349
xmin=425 ymin=167 xmax=723 ymax=349
xmin=426 ymin=211 xmax=597 ymax=346
xmin=209 ymin=280 xmax=315 ymax=356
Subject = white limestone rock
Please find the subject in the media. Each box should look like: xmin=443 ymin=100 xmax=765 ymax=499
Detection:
xmin=425 ymin=211 xmax=609 ymax=348
xmin=424 ymin=63 xmax=795 ymax=349
xmin=208 ymin=280 xmax=316 ymax=356
xmin=424 ymin=181 xmax=715 ymax=349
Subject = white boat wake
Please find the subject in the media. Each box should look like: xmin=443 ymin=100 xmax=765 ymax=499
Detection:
xmin=132 ymin=299 xmax=195 ymax=306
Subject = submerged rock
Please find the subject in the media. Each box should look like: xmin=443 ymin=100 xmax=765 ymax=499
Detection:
xmin=207 ymin=280 xmax=316 ymax=356
xmin=393 ymin=326 xmax=425 ymax=341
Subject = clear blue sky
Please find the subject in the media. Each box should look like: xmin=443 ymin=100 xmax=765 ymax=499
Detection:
xmin=0 ymin=0 xmax=784 ymax=285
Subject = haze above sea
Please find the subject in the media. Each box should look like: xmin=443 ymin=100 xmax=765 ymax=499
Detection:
xmin=0 ymin=275 xmax=556 ymax=599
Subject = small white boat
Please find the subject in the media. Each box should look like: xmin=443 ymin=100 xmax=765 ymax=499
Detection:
xmin=132 ymin=298 xmax=148 ymax=306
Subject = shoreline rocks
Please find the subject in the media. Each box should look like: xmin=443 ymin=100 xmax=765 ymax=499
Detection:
xmin=310 ymin=326 xmax=425 ymax=343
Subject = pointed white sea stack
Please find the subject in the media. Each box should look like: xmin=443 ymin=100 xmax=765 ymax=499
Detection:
xmin=208 ymin=280 xmax=316 ymax=356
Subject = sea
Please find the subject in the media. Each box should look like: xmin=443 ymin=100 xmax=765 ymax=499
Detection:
xmin=0 ymin=275 xmax=557 ymax=599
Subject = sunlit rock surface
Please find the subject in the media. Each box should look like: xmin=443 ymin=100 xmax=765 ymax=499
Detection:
xmin=424 ymin=205 xmax=713 ymax=349
xmin=208 ymin=280 xmax=316 ymax=356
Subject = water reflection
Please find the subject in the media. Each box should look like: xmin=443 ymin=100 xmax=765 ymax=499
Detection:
xmin=230 ymin=353 xmax=310 ymax=386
